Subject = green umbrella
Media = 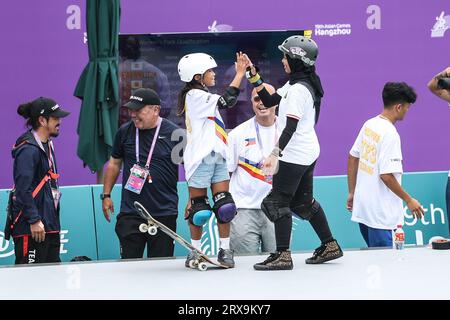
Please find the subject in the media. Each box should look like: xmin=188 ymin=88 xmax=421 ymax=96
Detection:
xmin=74 ymin=0 xmax=121 ymax=173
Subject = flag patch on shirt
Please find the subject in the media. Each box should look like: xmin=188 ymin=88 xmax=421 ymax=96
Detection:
xmin=245 ymin=137 xmax=256 ymax=146
xmin=208 ymin=116 xmax=227 ymax=145
xmin=238 ymin=156 xmax=271 ymax=184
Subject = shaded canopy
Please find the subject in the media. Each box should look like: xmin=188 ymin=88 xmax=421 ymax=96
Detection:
xmin=74 ymin=0 xmax=121 ymax=172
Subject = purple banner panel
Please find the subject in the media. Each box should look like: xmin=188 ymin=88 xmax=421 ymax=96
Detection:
xmin=0 ymin=0 xmax=448 ymax=188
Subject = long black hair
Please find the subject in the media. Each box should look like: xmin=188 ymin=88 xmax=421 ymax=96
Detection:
xmin=177 ymin=79 xmax=208 ymax=116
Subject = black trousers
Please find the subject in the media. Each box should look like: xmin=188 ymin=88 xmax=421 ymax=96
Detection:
xmin=116 ymin=214 xmax=177 ymax=259
xmin=13 ymin=233 xmax=61 ymax=265
xmin=272 ymin=160 xmax=316 ymax=208
xmin=272 ymin=160 xmax=332 ymax=251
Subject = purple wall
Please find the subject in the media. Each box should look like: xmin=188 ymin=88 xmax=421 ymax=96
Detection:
xmin=1 ymin=0 xmax=449 ymax=188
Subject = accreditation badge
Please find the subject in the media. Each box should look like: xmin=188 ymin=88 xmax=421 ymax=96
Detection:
xmin=51 ymin=188 xmax=61 ymax=209
xmin=124 ymin=164 xmax=149 ymax=194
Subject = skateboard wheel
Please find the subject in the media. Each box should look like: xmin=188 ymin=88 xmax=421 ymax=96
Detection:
xmin=198 ymin=262 xmax=207 ymax=271
xmin=139 ymin=223 xmax=148 ymax=233
xmin=188 ymin=260 xmax=196 ymax=269
xmin=148 ymin=226 xmax=157 ymax=235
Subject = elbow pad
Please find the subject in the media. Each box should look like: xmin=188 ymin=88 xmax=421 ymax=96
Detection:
xmin=217 ymin=86 xmax=240 ymax=109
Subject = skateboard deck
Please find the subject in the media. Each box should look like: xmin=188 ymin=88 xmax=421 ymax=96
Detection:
xmin=134 ymin=201 xmax=229 ymax=271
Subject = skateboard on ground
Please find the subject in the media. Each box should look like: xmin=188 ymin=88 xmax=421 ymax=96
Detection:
xmin=134 ymin=201 xmax=229 ymax=271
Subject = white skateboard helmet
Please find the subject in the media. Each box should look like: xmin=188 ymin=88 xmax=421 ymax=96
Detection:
xmin=178 ymin=53 xmax=217 ymax=82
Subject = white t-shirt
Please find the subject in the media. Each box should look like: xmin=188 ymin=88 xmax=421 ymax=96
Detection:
xmin=227 ymin=117 xmax=281 ymax=209
xmin=276 ymin=81 xmax=320 ymax=165
xmin=350 ymin=116 xmax=404 ymax=230
xmin=183 ymin=89 xmax=228 ymax=181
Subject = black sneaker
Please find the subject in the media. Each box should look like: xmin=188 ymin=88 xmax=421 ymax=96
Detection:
xmin=305 ymin=239 xmax=343 ymax=264
xmin=217 ymin=248 xmax=235 ymax=268
xmin=253 ymin=250 xmax=293 ymax=271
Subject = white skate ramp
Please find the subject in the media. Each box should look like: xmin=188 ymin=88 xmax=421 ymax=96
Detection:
xmin=0 ymin=247 xmax=448 ymax=300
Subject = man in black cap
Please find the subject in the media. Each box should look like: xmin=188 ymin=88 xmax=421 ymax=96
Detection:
xmin=7 ymin=97 xmax=70 ymax=264
xmin=102 ymin=88 xmax=182 ymax=259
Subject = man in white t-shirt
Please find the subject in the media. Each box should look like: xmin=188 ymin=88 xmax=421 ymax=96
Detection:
xmin=347 ymin=82 xmax=425 ymax=247
xmin=427 ymin=67 xmax=450 ymax=235
xmin=227 ymin=84 xmax=281 ymax=254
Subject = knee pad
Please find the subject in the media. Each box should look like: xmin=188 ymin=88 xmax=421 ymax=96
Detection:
xmin=291 ymin=196 xmax=321 ymax=221
xmin=187 ymin=197 xmax=212 ymax=226
xmin=261 ymin=192 xmax=292 ymax=222
xmin=212 ymin=191 xmax=236 ymax=224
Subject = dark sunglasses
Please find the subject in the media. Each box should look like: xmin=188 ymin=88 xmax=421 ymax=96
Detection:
xmin=252 ymin=96 xmax=261 ymax=103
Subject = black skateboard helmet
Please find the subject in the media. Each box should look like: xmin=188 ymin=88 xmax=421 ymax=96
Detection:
xmin=278 ymin=35 xmax=319 ymax=66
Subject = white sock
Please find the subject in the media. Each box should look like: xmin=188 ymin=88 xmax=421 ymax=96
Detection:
xmin=191 ymin=239 xmax=202 ymax=251
xmin=220 ymin=237 xmax=230 ymax=250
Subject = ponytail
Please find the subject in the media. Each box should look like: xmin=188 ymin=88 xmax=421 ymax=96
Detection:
xmin=17 ymin=102 xmax=32 ymax=119
xmin=177 ymin=80 xmax=207 ymax=116
xmin=17 ymin=101 xmax=47 ymax=130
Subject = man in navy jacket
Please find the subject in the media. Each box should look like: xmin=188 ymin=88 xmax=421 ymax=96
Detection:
xmin=10 ymin=97 xmax=70 ymax=264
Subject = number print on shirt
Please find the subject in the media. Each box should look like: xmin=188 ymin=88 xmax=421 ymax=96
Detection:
xmin=359 ymin=127 xmax=380 ymax=175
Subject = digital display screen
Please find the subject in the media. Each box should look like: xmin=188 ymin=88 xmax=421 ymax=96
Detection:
xmin=119 ymin=30 xmax=305 ymax=129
